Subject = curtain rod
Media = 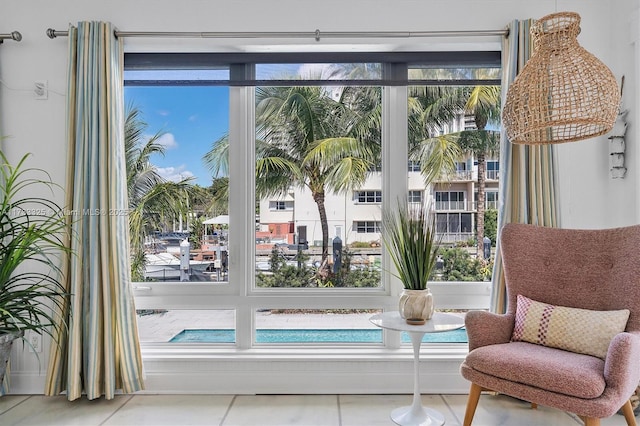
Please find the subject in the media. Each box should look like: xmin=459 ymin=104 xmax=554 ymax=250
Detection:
xmin=46 ymin=28 xmax=508 ymax=41
xmin=0 ymin=31 xmax=22 ymax=43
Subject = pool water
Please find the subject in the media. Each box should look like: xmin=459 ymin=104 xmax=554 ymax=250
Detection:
xmin=169 ymin=328 xmax=468 ymax=344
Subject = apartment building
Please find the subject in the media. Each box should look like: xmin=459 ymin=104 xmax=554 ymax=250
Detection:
xmin=259 ymin=115 xmax=500 ymax=247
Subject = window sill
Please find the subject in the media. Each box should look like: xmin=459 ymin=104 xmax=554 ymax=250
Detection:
xmin=141 ymin=343 xmax=469 ymax=360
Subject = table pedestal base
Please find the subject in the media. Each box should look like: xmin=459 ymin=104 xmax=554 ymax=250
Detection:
xmin=390 ymin=405 xmax=445 ymax=426
xmin=368 ymin=312 xmax=464 ymax=426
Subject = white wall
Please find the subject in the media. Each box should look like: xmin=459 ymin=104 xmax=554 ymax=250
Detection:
xmin=1 ymin=0 xmax=638 ymax=394
xmin=554 ymin=0 xmax=640 ymax=228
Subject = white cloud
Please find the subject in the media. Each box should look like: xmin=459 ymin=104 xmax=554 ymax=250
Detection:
xmin=155 ymin=165 xmax=195 ymax=183
xmin=297 ymin=63 xmax=339 ymax=79
xmin=188 ymin=114 xmax=198 ymax=122
xmin=155 ymin=133 xmax=178 ymax=149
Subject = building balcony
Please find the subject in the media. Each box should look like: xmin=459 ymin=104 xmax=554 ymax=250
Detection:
xmin=436 ymin=232 xmax=474 ymax=244
xmin=435 ymin=201 xmax=499 ymax=212
xmin=486 ymin=170 xmax=499 ymax=180
xmin=434 ymin=169 xmax=499 ymax=183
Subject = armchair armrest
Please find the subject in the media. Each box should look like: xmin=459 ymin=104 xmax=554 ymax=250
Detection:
xmin=465 ymin=310 xmax=515 ymax=351
xmin=604 ymin=332 xmax=640 ymax=398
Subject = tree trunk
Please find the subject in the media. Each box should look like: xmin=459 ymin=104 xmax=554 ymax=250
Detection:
xmin=476 ymin=153 xmax=486 ymax=259
xmin=313 ymin=190 xmax=330 ymax=266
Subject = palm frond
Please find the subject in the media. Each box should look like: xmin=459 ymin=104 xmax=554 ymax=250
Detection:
xmin=0 ymin=150 xmax=71 ymax=339
xmin=302 ymin=137 xmax=373 ymax=193
xmin=453 ymin=129 xmax=501 ymax=157
xmin=203 ymin=134 xmax=230 ymax=178
xmin=412 ymin=135 xmax=462 ymax=185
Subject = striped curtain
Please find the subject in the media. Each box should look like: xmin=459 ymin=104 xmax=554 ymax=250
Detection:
xmin=0 ymin=54 xmax=6 ymax=397
xmin=490 ymin=20 xmax=559 ymax=313
xmin=45 ymin=21 xmax=144 ymax=400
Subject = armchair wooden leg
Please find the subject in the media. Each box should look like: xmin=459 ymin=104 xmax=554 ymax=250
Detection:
xmin=581 ymin=417 xmax=600 ymax=426
xmin=463 ymin=383 xmax=483 ymax=426
xmin=621 ymin=400 xmax=638 ymax=426
xmin=578 ymin=416 xmax=600 ymax=426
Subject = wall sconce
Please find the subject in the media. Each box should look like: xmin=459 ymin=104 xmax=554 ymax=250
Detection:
xmin=609 ymin=111 xmax=627 ymax=179
xmin=502 ymin=12 xmax=620 ymax=145
xmin=608 ymin=76 xmax=627 ymax=179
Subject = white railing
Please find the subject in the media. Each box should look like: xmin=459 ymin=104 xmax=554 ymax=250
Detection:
xmin=486 ymin=170 xmax=499 ymax=180
xmin=470 ymin=201 xmax=499 ymax=210
xmin=435 ymin=169 xmax=499 ymax=182
xmin=435 ymin=200 xmax=467 ymax=211
xmin=436 ymin=232 xmax=474 ymax=244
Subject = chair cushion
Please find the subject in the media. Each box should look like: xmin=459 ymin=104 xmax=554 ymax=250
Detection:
xmin=511 ymin=294 xmax=629 ymax=359
xmin=465 ymin=341 xmax=606 ymax=399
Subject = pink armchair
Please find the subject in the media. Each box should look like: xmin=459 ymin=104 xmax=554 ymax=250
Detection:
xmin=460 ymin=223 xmax=640 ymax=426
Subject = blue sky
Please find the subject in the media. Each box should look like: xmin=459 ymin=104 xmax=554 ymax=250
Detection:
xmin=122 ymin=64 xmax=363 ymax=187
xmin=124 ymin=86 xmax=229 ymax=187
xmin=122 ymin=64 xmax=334 ymax=188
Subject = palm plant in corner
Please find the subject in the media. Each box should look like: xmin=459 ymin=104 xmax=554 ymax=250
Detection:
xmin=0 ymin=151 xmax=70 ymax=382
xmin=382 ymin=199 xmax=440 ymax=325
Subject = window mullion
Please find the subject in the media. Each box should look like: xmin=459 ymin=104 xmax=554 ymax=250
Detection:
xmin=229 ymin=83 xmax=255 ymax=349
xmin=382 ymin=84 xmax=408 ymax=349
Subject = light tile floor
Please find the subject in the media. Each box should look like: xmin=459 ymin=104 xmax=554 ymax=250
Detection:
xmin=0 ymin=392 xmax=632 ymax=425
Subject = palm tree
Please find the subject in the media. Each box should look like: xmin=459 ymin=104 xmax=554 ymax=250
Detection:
xmin=407 ymin=73 xmax=501 ymax=257
xmin=458 ymin=84 xmax=501 ymax=258
xmin=125 ymin=105 xmax=194 ymax=280
xmin=182 ymin=182 xmax=227 ymax=249
xmin=255 ymin=85 xmax=378 ymax=269
xmin=204 ymin=84 xmax=379 ymax=271
xmin=207 ymin=177 xmax=229 ymax=216
xmin=202 ymin=137 xmax=230 ymax=216
xmin=407 ymin=85 xmax=467 ymax=184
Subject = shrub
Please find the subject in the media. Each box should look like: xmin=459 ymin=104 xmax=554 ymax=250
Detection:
xmin=438 ymin=247 xmax=492 ymax=281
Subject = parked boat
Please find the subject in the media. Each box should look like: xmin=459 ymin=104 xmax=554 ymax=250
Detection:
xmin=144 ymin=252 xmax=213 ymax=280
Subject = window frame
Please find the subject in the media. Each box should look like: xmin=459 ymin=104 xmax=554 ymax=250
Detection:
xmin=408 ymin=190 xmax=423 ymax=204
xmin=435 ymin=190 xmax=466 ymax=210
xmin=355 ymin=220 xmax=382 ymax=233
xmin=126 ymin=51 xmax=501 ymax=354
xmin=355 ymin=190 xmax=383 ymax=204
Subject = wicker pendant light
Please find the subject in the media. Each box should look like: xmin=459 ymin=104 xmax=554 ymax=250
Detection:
xmin=502 ymin=12 xmax=620 ymax=144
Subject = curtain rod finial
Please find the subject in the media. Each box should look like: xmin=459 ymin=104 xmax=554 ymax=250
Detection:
xmin=46 ymin=28 xmax=57 ymax=39
xmin=0 ymin=31 xmax=22 ymax=43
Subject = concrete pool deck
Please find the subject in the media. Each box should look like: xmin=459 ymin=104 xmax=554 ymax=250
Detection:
xmin=136 ymin=310 xmax=466 ymax=343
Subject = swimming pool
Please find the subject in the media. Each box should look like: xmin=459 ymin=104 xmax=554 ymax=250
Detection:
xmin=169 ymin=328 xmax=468 ymax=344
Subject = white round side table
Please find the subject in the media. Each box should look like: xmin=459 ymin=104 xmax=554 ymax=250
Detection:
xmin=370 ymin=311 xmax=465 ymax=426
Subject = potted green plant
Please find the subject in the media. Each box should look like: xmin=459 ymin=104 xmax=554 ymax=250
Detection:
xmin=0 ymin=151 xmax=70 ymax=382
xmin=382 ymin=199 xmax=440 ymax=325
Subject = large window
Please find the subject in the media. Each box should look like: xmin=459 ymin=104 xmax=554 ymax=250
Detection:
xmin=123 ymin=83 xmax=230 ymax=285
xmin=252 ymin=62 xmax=383 ymax=291
xmin=124 ymin=51 xmax=500 ymax=351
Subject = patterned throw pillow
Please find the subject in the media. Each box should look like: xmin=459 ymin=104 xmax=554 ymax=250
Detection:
xmin=511 ymin=294 xmax=630 ymax=359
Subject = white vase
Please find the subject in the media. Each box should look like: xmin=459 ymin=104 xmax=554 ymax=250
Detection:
xmin=399 ymin=289 xmax=434 ymax=324
xmin=0 ymin=332 xmax=22 ymax=383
